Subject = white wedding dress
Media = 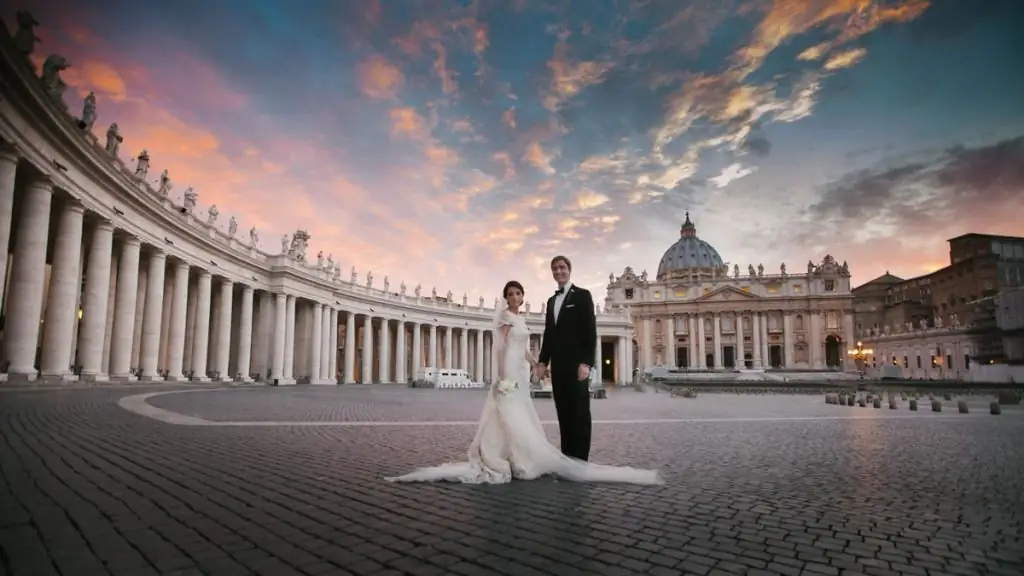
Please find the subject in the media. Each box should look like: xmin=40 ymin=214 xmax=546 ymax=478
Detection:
xmin=385 ymin=308 xmax=663 ymax=485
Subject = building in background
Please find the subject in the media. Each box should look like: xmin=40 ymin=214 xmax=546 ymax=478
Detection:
xmin=603 ymin=214 xmax=855 ymax=372
xmin=854 ymin=233 xmax=1024 ymax=382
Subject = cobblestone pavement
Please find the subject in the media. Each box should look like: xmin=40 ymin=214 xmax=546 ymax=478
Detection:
xmin=1 ymin=385 xmax=1023 ymax=576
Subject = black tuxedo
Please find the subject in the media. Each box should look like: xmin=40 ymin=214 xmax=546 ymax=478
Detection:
xmin=538 ymin=284 xmax=596 ymax=461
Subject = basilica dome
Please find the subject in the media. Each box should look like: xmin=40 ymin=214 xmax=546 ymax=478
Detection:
xmin=656 ymin=213 xmax=725 ymax=280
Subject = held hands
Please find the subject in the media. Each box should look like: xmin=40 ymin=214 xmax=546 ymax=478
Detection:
xmin=533 ymin=364 xmax=548 ymax=381
xmin=577 ymin=363 xmax=591 ymax=382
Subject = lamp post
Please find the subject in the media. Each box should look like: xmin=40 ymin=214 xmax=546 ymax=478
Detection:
xmin=847 ymin=341 xmax=873 ymax=377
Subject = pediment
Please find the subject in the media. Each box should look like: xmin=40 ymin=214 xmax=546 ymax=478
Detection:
xmin=696 ymin=285 xmax=759 ymax=302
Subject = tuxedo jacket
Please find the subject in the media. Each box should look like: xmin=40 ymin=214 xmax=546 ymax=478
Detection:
xmin=538 ymin=285 xmax=597 ymax=375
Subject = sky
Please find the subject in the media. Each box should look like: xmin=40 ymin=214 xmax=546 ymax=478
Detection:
xmin=6 ymin=0 xmax=1024 ymax=309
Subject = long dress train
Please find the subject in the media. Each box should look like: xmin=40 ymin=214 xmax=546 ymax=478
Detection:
xmin=385 ymin=308 xmax=663 ymax=485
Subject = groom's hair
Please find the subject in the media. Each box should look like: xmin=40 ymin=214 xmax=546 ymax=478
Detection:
xmin=550 ymin=255 xmax=572 ymax=270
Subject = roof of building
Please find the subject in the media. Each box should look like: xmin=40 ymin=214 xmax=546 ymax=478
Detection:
xmin=656 ymin=213 xmax=725 ymax=280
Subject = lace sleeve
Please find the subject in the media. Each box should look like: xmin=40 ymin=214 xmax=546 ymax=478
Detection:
xmin=492 ymin=307 xmax=511 ymax=380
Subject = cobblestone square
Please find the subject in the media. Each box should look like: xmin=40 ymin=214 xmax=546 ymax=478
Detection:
xmin=2 ymin=384 xmax=1023 ymax=576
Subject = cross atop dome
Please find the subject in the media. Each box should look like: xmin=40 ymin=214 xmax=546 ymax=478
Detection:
xmin=680 ymin=212 xmax=697 ymax=238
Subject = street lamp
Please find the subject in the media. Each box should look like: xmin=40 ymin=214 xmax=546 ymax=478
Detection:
xmin=847 ymin=341 xmax=873 ymax=375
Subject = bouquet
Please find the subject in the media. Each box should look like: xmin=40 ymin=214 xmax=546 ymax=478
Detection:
xmin=496 ymin=380 xmax=518 ymax=397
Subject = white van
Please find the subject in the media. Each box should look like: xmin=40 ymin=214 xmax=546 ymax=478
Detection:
xmin=412 ymin=367 xmax=480 ymax=389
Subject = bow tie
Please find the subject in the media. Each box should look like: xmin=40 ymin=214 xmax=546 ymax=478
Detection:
xmin=554 ymin=287 xmax=565 ymax=295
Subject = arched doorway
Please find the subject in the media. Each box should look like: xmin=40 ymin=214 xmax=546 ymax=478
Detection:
xmin=825 ymin=334 xmax=842 ymax=368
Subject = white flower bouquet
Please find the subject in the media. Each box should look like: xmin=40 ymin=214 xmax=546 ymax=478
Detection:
xmin=496 ymin=379 xmax=518 ymax=397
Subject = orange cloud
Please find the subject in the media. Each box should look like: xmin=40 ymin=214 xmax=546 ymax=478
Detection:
xmin=389 ymin=107 xmax=431 ymax=140
xmin=824 ymin=47 xmax=868 ymax=70
xmin=357 ymin=55 xmax=405 ymax=99
xmin=522 ymin=141 xmax=556 ymax=175
xmin=502 ymin=108 xmax=517 ymax=130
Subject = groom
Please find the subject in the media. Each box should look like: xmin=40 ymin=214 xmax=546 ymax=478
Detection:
xmin=535 ymin=255 xmax=597 ymax=461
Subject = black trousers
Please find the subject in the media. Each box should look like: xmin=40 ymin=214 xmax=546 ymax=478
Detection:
xmin=550 ymin=369 xmax=592 ymax=461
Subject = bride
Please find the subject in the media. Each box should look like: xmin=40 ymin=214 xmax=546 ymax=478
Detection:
xmin=386 ymin=280 xmax=663 ymax=485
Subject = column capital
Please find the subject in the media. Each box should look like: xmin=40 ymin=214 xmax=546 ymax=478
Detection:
xmin=197 ymin=269 xmax=212 ymax=279
xmin=0 ymin=140 xmax=19 ymax=163
xmin=95 ymin=219 xmax=115 ymax=232
xmin=64 ymin=199 xmax=86 ymax=214
xmin=174 ymin=260 xmax=190 ymax=271
xmin=148 ymin=248 xmax=167 ymax=261
xmin=26 ymin=175 xmax=54 ymax=190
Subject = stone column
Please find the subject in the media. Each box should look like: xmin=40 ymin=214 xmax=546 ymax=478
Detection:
xmin=625 ymin=335 xmax=634 ymax=382
xmin=109 ymin=238 xmax=140 ymax=378
xmin=444 ymin=326 xmax=453 ymax=369
xmin=688 ymin=315 xmax=698 ymax=369
xmin=760 ymin=312 xmax=770 ymax=368
xmin=751 ymin=313 xmax=762 ymax=369
xmin=459 ymin=328 xmax=469 ymax=372
xmin=783 ymin=313 xmax=795 ymax=368
xmin=361 ymin=315 xmax=374 ymax=384
xmin=158 ymin=272 xmax=174 ymax=372
xmin=100 ymin=250 xmax=118 ymax=375
xmin=696 ymin=315 xmax=706 ymax=368
xmin=131 ymin=268 xmax=146 ymax=370
xmin=79 ymin=221 xmax=114 ymax=378
xmin=214 ymin=280 xmax=233 ymax=380
xmin=712 ymin=314 xmax=722 ymax=369
xmin=320 ymin=307 xmax=331 ymax=381
xmin=411 ymin=323 xmax=422 ymax=378
xmin=475 ymin=329 xmax=484 ymax=382
xmin=139 ymin=251 xmax=167 ymax=380
xmin=394 ymin=320 xmax=406 ymax=383
xmin=642 ymin=316 xmax=653 ymax=368
xmin=344 ymin=312 xmax=356 ymax=383
xmin=2 ymin=178 xmax=52 ymax=376
xmin=270 ymin=293 xmax=286 ymax=382
xmin=165 ymin=261 xmax=190 ymax=380
xmin=592 ymin=334 xmax=602 ymax=385
xmin=617 ymin=336 xmax=627 ymax=384
xmin=328 ymin=308 xmax=338 ymax=382
xmin=189 ymin=272 xmax=212 ymax=379
xmin=309 ymin=302 xmax=323 ymax=382
xmin=0 ymin=145 xmax=18 ymax=309
xmin=809 ymin=311 xmax=821 ymax=368
xmin=664 ymin=315 xmax=675 ymax=368
xmin=377 ymin=318 xmax=390 ymax=382
xmin=842 ymin=311 xmax=856 ymax=369
xmin=236 ymin=285 xmax=254 ymax=380
xmin=428 ymin=324 xmax=438 ymax=368
xmin=39 ymin=201 xmax=85 ymax=377
xmin=283 ymin=295 xmax=296 ymax=380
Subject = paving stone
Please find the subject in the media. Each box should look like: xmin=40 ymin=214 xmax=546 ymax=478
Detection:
xmin=0 ymin=385 xmax=1022 ymax=576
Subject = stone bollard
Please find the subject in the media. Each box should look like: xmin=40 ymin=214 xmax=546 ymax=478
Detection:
xmin=900 ymin=392 xmax=907 ymax=401
xmin=909 ymin=399 xmax=918 ymax=411
xmin=943 ymin=392 xmax=952 ymax=401
xmin=847 ymin=395 xmax=856 ymax=406
xmin=957 ymin=400 xmax=968 ymax=414
xmin=931 ymin=399 xmax=942 ymax=412
xmin=990 ymin=402 xmax=1001 ymax=415
xmin=889 ymin=398 xmax=898 ymax=410
xmin=826 ymin=393 xmax=837 ymax=404
xmin=873 ymin=398 xmax=882 ymax=409
xmin=857 ymin=398 xmax=866 ymax=407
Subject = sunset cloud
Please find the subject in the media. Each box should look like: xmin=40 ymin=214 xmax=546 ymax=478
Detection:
xmin=13 ymin=0 xmax=1020 ymax=308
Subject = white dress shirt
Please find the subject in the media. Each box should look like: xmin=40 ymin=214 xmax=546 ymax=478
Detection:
xmin=553 ymin=282 xmax=572 ymax=323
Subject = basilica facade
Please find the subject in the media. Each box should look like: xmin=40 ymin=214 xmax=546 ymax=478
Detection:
xmin=604 ymin=215 xmax=856 ymax=371
xmin=0 ymin=17 xmax=635 ymax=387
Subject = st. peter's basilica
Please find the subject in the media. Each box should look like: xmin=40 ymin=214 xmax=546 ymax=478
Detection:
xmin=604 ymin=214 xmax=856 ymax=372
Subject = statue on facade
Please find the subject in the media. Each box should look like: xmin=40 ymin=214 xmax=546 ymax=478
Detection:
xmin=227 ymin=216 xmax=237 ymax=237
xmin=134 ymin=149 xmax=150 ymax=178
xmin=596 ymin=304 xmax=602 ymax=315
xmin=206 ymin=204 xmax=219 ymax=225
xmin=414 ymin=283 xmax=421 ymax=298
xmin=78 ymin=92 xmax=97 ymax=132
xmin=249 ymin=227 xmax=258 ymax=247
xmin=524 ymin=301 xmax=531 ymax=313
xmin=919 ymin=318 xmax=928 ymax=331
xmin=883 ymin=324 xmax=891 ymax=335
xmin=951 ymin=313 xmax=960 ymax=328
xmin=905 ymin=321 xmax=914 ymax=333
xmin=40 ymin=55 xmax=70 ymax=103
xmin=748 ymin=264 xmax=756 ymax=277
xmin=733 ymin=264 xmax=739 ymax=278
xmin=757 ymin=263 xmax=764 ymax=277
xmin=333 ymin=264 xmax=341 ymax=280
xmin=350 ymin=266 xmax=357 ymax=284
xmin=807 ymin=260 xmax=815 ymax=274
xmin=640 ymin=270 xmax=648 ymax=282
xmin=780 ymin=263 xmax=787 ymax=276
xmin=934 ymin=315 xmax=943 ymax=329
xmin=400 ymin=281 xmax=407 ymax=296
xmin=478 ymin=296 xmax=484 ymax=308
xmin=104 ymin=122 xmax=122 ymax=156
xmin=608 ymin=272 xmax=614 ymax=283
xmin=326 ymin=254 xmax=334 ymax=270
xmin=13 ymin=11 xmax=41 ymax=60
xmin=383 ymin=276 xmax=390 ymax=292
xmin=316 ymin=250 xmax=324 ymax=268
xmin=432 ymin=287 xmax=438 ymax=299
xmin=157 ymin=169 xmax=172 ymax=198
xmin=182 ymin=187 xmax=197 ymax=214
xmin=282 ymin=234 xmax=291 ymax=255
xmin=462 ymin=293 xmax=468 ymax=307
xmin=840 ymin=260 xmax=850 ymax=275
xmin=289 ymin=230 xmax=310 ymax=261
xmin=366 ymin=271 xmax=374 ymax=288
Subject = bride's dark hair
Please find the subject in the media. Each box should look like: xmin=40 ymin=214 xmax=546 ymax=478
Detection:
xmin=502 ymin=280 xmax=524 ymax=299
